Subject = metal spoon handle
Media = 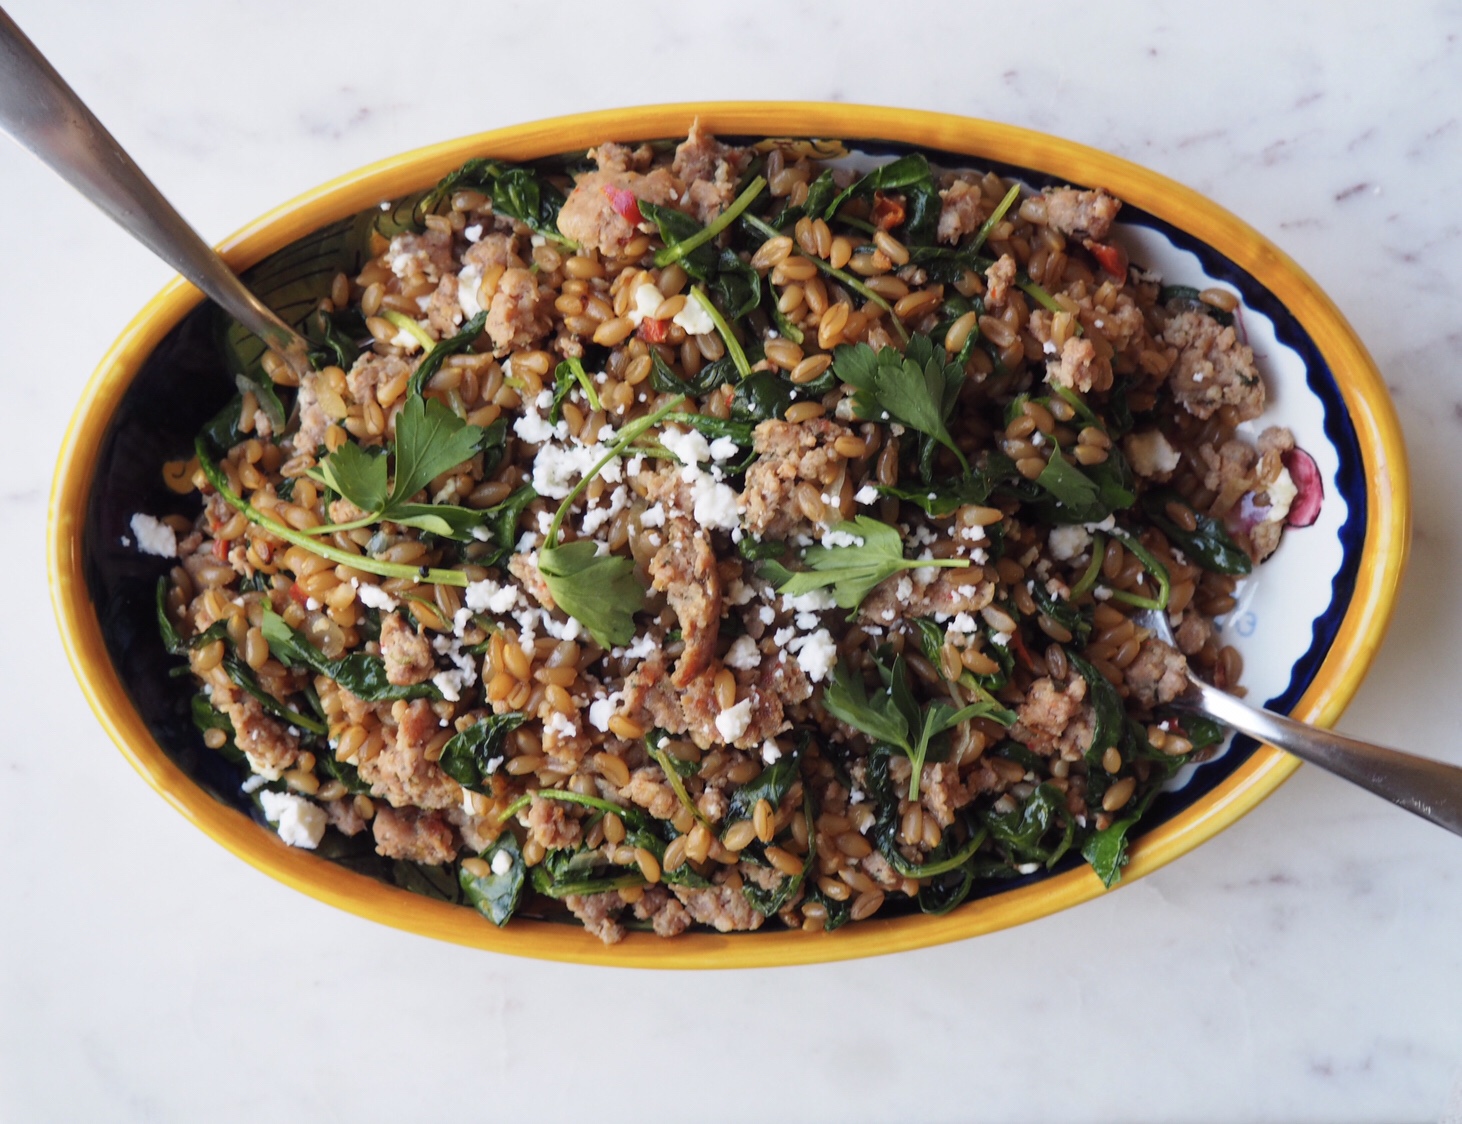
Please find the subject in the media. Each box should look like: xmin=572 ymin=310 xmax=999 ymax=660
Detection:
xmin=1188 ymin=678 xmax=1462 ymax=835
xmin=0 ymin=7 xmax=308 ymax=367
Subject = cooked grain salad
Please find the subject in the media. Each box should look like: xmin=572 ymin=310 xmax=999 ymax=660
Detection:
xmin=149 ymin=123 xmax=1319 ymax=942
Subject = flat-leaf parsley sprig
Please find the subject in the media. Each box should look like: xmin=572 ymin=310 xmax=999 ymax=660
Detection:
xmin=831 ymin=335 xmax=968 ymax=474
xmin=773 ymin=515 xmax=970 ymax=610
xmin=536 ymin=394 xmax=687 ymax=648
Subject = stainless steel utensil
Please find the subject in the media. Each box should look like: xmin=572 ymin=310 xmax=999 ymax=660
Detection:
xmin=1135 ymin=608 xmax=1462 ymax=835
xmin=0 ymin=6 xmax=311 ymax=375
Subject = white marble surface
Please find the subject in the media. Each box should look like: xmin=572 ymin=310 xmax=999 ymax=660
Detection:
xmin=3 ymin=1 xmax=1460 ymax=1120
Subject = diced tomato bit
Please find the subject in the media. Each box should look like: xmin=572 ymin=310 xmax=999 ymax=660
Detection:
xmin=1083 ymin=239 xmax=1129 ymax=280
xmin=637 ymin=316 xmax=668 ymax=343
xmin=288 ymin=582 xmax=310 ymax=607
xmin=212 ymin=537 xmax=229 ymax=560
xmin=1008 ymin=629 xmax=1038 ymax=674
xmin=601 ymin=183 xmax=643 ymax=226
xmin=871 ymin=191 xmax=906 ymax=231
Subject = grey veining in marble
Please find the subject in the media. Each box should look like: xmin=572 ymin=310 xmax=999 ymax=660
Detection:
xmin=2 ymin=1 xmax=1460 ymax=1121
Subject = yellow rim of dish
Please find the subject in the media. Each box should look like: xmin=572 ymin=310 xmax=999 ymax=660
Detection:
xmin=48 ymin=103 xmax=1410 ymax=968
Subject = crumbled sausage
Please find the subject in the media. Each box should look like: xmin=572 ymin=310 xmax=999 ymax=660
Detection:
xmin=463 ymin=232 xmax=522 ymax=272
xmin=937 ymin=179 xmax=985 ymax=245
xmin=555 ymin=167 xmax=679 ymax=257
xmin=291 ymin=371 xmax=332 ymax=457
xmin=1045 ymin=336 xmax=1112 ymax=393
xmin=211 ymin=679 xmax=299 ymax=780
xmin=565 ymin=891 xmax=627 ymax=944
xmin=640 ymin=466 xmax=724 ymax=685
xmin=371 ymin=805 xmax=457 ymax=865
xmin=984 ymin=253 xmax=1017 ymax=308
xmin=671 ymin=120 xmax=749 ymax=225
xmin=859 ymin=571 xmax=995 ymax=627
xmin=1011 ymin=676 xmax=1096 ymax=760
xmin=379 ymin=612 xmax=434 ymax=686
xmin=619 ymin=767 xmax=680 ymax=821
xmin=345 ymin=352 xmax=413 ymax=419
xmin=739 ymin=418 xmax=852 ymax=538
xmin=1174 ymin=612 xmax=1213 ymax=656
xmin=322 ymin=797 xmax=366 ymax=837
xmin=385 ymin=230 xmax=455 ymax=288
xmin=485 ymin=267 xmax=551 ymax=353
xmin=1161 ymin=309 xmax=1265 ymax=421
xmin=1042 ymin=187 xmax=1121 ymax=241
xmin=632 ymin=885 xmax=693 ymax=938
xmin=527 ymin=794 xmax=582 ymax=851
xmin=1125 ymin=639 xmax=1190 ymax=708
xmin=671 ymin=878 xmax=765 ymax=933
xmin=358 ymin=698 xmax=460 ymax=810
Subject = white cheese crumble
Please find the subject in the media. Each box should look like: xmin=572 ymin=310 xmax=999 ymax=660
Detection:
xmin=356 ymin=583 xmax=398 ymax=611
xmin=258 ymin=791 xmax=326 ymax=849
xmin=854 ymin=484 xmax=880 ymax=505
xmin=1126 ymin=430 xmax=1181 ymax=477
xmin=1265 ymin=466 xmax=1298 ymax=523
xmin=761 ymin=739 xmax=783 ymax=764
xmin=724 ymin=635 xmax=762 ymax=670
xmin=628 ymin=282 xmax=666 ymax=326
xmin=661 ymin=425 xmax=711 ymax=467
xmin=463 ymin=223 xmax=483 ymax=242
xmin=715 ymin=698 xmax=754 ymax=742
xmin=791 ymin=628 xmax=837 ymax=683
xmin=490 ymin=847 xmax=515 ymax=875
xmin=640 ymin=503 xmax=667 ymax=528
xmin=465 ymin=579 xmax=521 ymax=615
xmin=708 ymin=436 xmax=741 ymax=462
xmin=129 ymin=513 xmax=177 ymax=558
xmin=241 ymin=774 xmax=269 ymax=794
xmin=588 ymin=691 xmax=625 ymax=732
xmin=1047 ymin=525 xmax=1091 ymax=562
xmin=457 ymin=263 xmax=485 ymax=319
xmin=821 ymin=528 xmax=865 ymax=549
xmin=673 ymin=298 xmax=716 ymax=337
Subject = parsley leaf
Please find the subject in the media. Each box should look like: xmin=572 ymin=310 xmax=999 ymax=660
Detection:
xmin=823 ymin=657 xmax=993 ymax=801
xmin=774 ymin=515 xmax=970 ymax=610
xmin=832 ymin=336 xmax=968 ymax=473
xmin=312 ymin=395 xmax=485 ymax=541
xmin=536 ymin=541 xmax=645 ymax=649
xmin=549 ymin=357 xmax=603 ymax=424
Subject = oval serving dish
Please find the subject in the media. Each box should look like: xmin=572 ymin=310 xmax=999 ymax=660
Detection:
xmin=48 ymin=103 xmax=1409 ymax=968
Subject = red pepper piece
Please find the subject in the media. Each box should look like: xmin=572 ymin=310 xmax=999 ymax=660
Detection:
xmin=871 ymin=191 xmax=905 ymax=231
xmin=1083 ymin=238 xmax=1129 ymax=280
xmin=601 ymin=183 xmax=643 ymax=227
xmin=638 ymin=316 xmax=668 ymax=343
xmin=212 ymin=537 xmax=228 ymax=561
xmin=287 ymin=581 xmax=310 ymax=607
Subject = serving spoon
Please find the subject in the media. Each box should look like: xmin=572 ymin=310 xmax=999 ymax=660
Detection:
xmin=1134 ymin=608 xmax=1462 ymax=836
xmin=0 ymin=6 xmax=311 ymax=377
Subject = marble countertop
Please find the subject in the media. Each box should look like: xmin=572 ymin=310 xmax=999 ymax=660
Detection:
xmin=3 ymin=1 xmax=1460 ymax=1120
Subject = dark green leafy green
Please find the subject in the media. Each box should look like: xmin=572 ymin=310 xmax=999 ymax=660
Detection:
xmin=649 ymin=349 xmax=737 ymax=397
xmin=1141 ymin=489 xmax=1253 ymax=575
xmin=223 ymin=656 xmax=327 ymax=735
xmin=549 ymin=357 xmax=603 ymax=424
xmin=460 ymin=835 xmax=527 ymax=926
xmin=822 ymin=153 xmax=940 ymax=246
xmin=1067 ymin=652 xmax=1125 ymax=768
xmin=832 ymin=336 xmax=968 ymax=474
xmin=406 ymin=311 xmax=488 ymax=398
xmin=190 ymin=695 xmax=244 ymax=764
xmin=259 ymin=608 xmax=441 ymax=702
xmin=481 ymin=485 xmax=538 ymax=567
xmin=638 ymin=200 xmax=717 ymax=281
xmin=984 ymin=783 xmax=1075 ymax=868
xmin=439 ymin=714 xmax=528 ymax=793
xmin=728 ymin=745 xmax=802 ymax=822
xmin=417 ymin=158 xmax=570 ymax=246
xmin=536 ymin=542 xmax=644 ymax=648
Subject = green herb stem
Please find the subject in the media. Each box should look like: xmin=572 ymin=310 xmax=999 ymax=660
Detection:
xmin=381 ymin=310 xmax=437 ymax=354
xmin=1107 ymin=530 xmax=1171 ymax=611
xmin=648 ymin=744 xmax=711 ymax=830
xmin=741 ymin=213 xmax=909 ymax=344
xmin=970 ymin=183 xmax=1021 ymax=254
xmin=1069 ymin=533 xmax=1106 ymax=600
xmin=543 ymin=394 xmax=687 ymax=549
xmin=654 ymin=176 xmax=766 ymax=269
xmin=689 ymin=287 xmax=751 ymax=378
xmin=887 ymin=825 xmax=990 ymax=879
xmin=195 ymin=438 xmax=472 ymax=587
xmin=497 ymin=794 xmax=532 ymax=822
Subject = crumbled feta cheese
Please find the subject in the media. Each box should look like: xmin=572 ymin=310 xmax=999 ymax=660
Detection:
xmin=640 ymin=503 xmax=666 ymax=528
xmin=661 ymin=425 xmax=711 ymax=467
xmin=715 ymin=698 xmax=754 ymax=742
xmin=727 ymin=580 xmax=755 ymax=606
xmin=1265 ymin=466 xmax=1298 ymax=523
xmin=545 ymin=712 xmax=578 ymax=739
xmin=457 ymin=263 xmax=485 ymax=318
xmin=793 ymin=629 xmax=837 ymax=683
xmin=725 ymin=635 xmax=762 ymax=670
xmin=532 ymin=440 xmax=620 ymax=500
xmin=1047 ymin=525 xmax=1091 ymax=562
xmin=489 ymin=848 xmax=514 ymax=875
xmin=854 ymin=485 xmax=880 ymax=505
xmin=782 ymin=589 xmax=837 ymax=614
xmin=463 ymin=223 xmax=483 ymax=242
xmin=848 ymin=787 xmax=865 ymax=805
xmin=672 ymin=298 xmax=716 ymax=337
xmin=895 ymin=576 xmax=914 ymax=601
xmin=356 ymin=583 xmax=398 ymax=611
xmin=622 ymin=634 xmax=657 ymax=660
xmin=821 ymin=528 xmax=865 ymax=549
xmin=757 ymin=605 xmax=776 ymax=626
xmin=950 ymin=612 xmax=978 ymax=633
xmin=990 ymin=630 xmax=1011 ymax=647
xmin=1093 ymin=585 xmax=1113 ymax=601
xmin=588 ymin=691 xmax=625 ymax=732
xmin=629 ymin=281 xmax=666 ymax=326
xmin=708 ymin=436 xmax=740 ymax=462
xmin=691 ymin=477 xmax=740 ymax=531
xmin=391 ymin=328 xmax=423 ymax=353
xmin=129 ymin=513 xmax=177 ymax=558
xmin=761 ymin=739 xmax=783 ymax=764
xmin=305 ymin=597 xmax=321 ymax=612
xmin=513 ymin=397 xmax=567 ymax=446
xmin=241 ymin=774 xmax=268 ymax=794
xmin=258 ymin=791 xmax=326 ymax=849
xmin=772 ymin=626 xmax=797 ymax=646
